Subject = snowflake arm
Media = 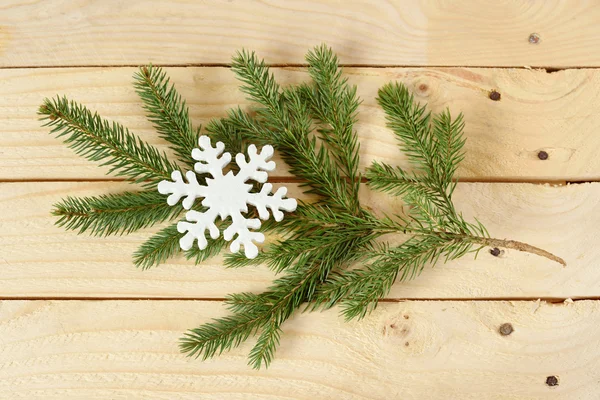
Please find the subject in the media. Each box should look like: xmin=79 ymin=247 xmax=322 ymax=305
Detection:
xmin=178 ymin=208 xmax=220 ymax=251
xmin=235 ymin=144 xmax=276 ymax=183
xmin=157 ymin=170 xmax=207 ymax=210
xmin=248 ymin=183 xmax=298 ymax=222
xmin=193 ymin=136 xmax=231 ymax=178
xmin=224 ymin=211 xmax=264 ymax=259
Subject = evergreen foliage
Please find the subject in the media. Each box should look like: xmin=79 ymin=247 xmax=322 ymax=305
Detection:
xmin=41 ymin=44 xmax=565 ymax=370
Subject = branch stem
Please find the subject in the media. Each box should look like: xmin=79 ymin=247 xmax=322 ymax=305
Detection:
xmin=375 ymin=222 xmax=566 ymax=267
xmin=468 ymin=236 xmax=566 ymax=267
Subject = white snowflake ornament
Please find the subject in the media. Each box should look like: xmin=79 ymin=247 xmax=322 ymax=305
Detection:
xmin=158 ymin=136 xmax=297 ymax=259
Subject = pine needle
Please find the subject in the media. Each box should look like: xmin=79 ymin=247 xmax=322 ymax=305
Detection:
xmin=133 ymin=223 xmax=183 ymax=270
xmin=39 ymin=96 xmax=177 ymax=187
xmin=134 ymin=65 xmax=199 ymax=168
xmin=53 ymin=190 xmax=182 ymax=237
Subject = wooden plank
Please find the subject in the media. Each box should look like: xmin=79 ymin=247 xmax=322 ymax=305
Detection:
xmin=1 ymin=181 xmax=594 ymax=300
xmin=2 ymin=66 xmax=600 ymax=181
xmin=0 ymin=299 xmax=597 ymax=399
xmin=1 ymin=1 xmax=599 ymax=67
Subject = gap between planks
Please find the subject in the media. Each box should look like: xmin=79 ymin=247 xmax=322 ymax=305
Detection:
xmin=0 ymin=177 xmax=573 ymax=185
xmin=0 ymin=296 xmax=595 ymax=303
xmin=0 ymin=64 xmax=595 ymax=71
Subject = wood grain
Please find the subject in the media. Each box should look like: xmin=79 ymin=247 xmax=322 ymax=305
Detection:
xmin=1 ymin=0 xmax=599 ymax=67
xmin=2 ymin=181 xmax=595 ymax=299
xmin=3 ymin=66 xmax=600 ymax=181
xmin=0 ymin=299 xmax=597 ymax=399
xmin=2 ymin=1 xmax=599 ymax=396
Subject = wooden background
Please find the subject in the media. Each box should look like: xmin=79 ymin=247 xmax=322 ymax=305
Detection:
xmin=1 ymin=1 xmax=599 ymax=398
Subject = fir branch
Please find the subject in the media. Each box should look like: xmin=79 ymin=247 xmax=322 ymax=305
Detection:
xmin=133 ymin=223 xmax=182 ymax=269
xmin=229 ymin=51 xmax=360 ymax=214
xmin=376 ymin=82 xmax=439 ymax=180
xmin=366 ymin=161 xmax=448 ymax=212
xmin=184 ymin=48 xmax=563 ymax=368
xmin=205 ymin=116 xmax=245 ymax=155
xmin=134 ymin=65 xmax=199 ymax=168
xmin=39 ymin=96 xmax=176 ymax=187
xmin=182 ymin=239 xmax=358 ymax=369
xmin=312 ymin=235 xmax=473 ymax=320
xmin=231 ymin=50 xmax=285 ymax=130
xmin=303 ymin=44 xmax=362 ymax=207
xmin=185 ymin=236 xmax=228 ymax=265
xmin=432 ymin=109 xmax=466 ymax=187
xmin=52 ymin=190 xmax=182 ymax=236
xmin=224 ymin=204 xmax=381 ymax=272
xmin=369 ymin=83 xmax=472 ymax=234
xmin=41 ymin=44 xmax=566 ymax=371
xmin=134 ymin=220 xmax=230 ymax=269
xmin=220 ymin=103 xmax=356 ymax=212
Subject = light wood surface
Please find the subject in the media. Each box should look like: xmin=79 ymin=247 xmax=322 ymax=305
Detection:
xmin=2 ymin=180 xmax=593 ymax=300
xmin=3 ymin=66 xmax=600 ymax=181
xmin=1 ymin=299 xmax=596 ymax=399
xmin=2 ymin=1 xmax=599 ymax=397
xmin=1 ymin=0 xmax=600 ymax=67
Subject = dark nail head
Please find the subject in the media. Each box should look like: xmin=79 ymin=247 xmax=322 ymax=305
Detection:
xmin=490 ymin=247 xmax=501 ymax=257
xmin=546 ymin=376 xmax=559 ymax=387
xmin=538 ymin=151 xmax=549 ymax=160
xmin=529 ymin=33 xmax=541 ymax=44
xmin=499 ymin=323 xmax=513 ymax=336
xmin=489 ymin=90 xmax=501 ymax=101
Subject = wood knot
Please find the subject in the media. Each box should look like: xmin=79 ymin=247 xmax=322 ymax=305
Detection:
xmin=384 ymin=322 xmax=410 ymax=337
xmin=545 ymin=376 xmax=559 ymax=387
xmin=383 ymin=313 xmax=441 ymax=356
xmin=414 ymin=80 xmax=432 ymax=98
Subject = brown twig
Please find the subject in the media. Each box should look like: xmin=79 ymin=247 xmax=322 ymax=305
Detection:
xmin=471 ymin=236 xmax=566 ymax=267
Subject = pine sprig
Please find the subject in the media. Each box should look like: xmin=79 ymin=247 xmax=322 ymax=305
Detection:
xmin=40 ymin=71 xmax=241 ymax=269
xmin=313 ymin=234 xmax=476 ymax=320
xmin=205 ymin=117 xmax=245 ymax=155
xmin=303 ymin=45 xmax=362 ymax=207
xmin=133 ymin=222 xmax=229 ymax=270
xmin=228 ymin=50 xmax=359 ymax=214
xmin=181 ymin=46 xmax=564 ymax=368
xmin=53 ymin=190 xmax=182 ymax=237
xmin=376 ymin=82 xmax=439 ymax=180
xmin=369 ymin=84 xmax=474 ymax=235
xmin=39 ymin=96 xmax=177 ymax=187
xmin=42 ymin=44 xmax=566 ymax=371
xmin=182 ymin=240 xmax=359 ymax=369
xmin=133 ymin=223 xmax=182 ymax=269
xmin=134 ymin=65 xmax=199 ymax=168
xmin=432 ymin=109 xmax=466 ymax=186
